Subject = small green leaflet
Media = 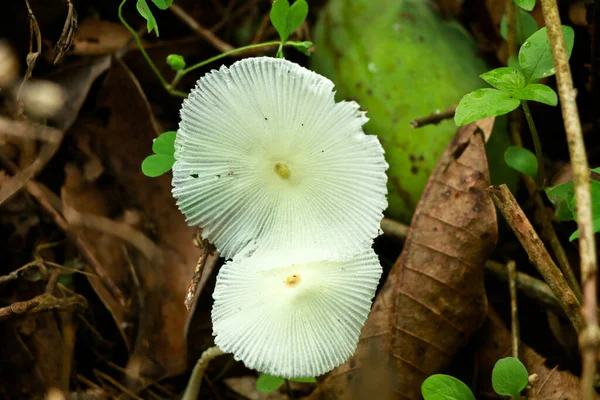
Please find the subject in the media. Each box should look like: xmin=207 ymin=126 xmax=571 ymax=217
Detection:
xmin=519 ymin=26 xmax=574 ymax=82
xmin=142 ymin=131 xmax=176 ymax=177
xmin=545 ymin=181 xmax=575 ymax=221
xmin=421 ymin=374 xmax=476 ymax=400
xmin=491 ymin=357 xmax=529 ymax=397
xmin=500 ymin=9 xmax=538 ymax=45
xmin=518 ymin=84 xmax=557 ymax=106
xmin=150 ymin=0 xmax=173 ymax=10
xmin=287 ymin=40 xmax=313 ymax=55
xmin=270 ymin=0 xmax=309 ymax=42
xmin=256 ymin=374 xmax=285 ymax=393
xmin=137 ymin=0 xmax=159 ymax=36
xmin=504 ymin=146 xmax=537 ymax=179
xmin=514 ymin=0 xmax=535 ymax=11
xmin=290 ymin=376 xmax=317 ymax=383
xmin=480 ymin=67 xmax=525 ymax=95
xmin=454 ymin=89 xmax=520 ymax=126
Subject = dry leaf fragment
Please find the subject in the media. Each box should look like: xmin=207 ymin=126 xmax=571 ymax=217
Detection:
xmin=309 ymin=120 xmax=498 ymax=400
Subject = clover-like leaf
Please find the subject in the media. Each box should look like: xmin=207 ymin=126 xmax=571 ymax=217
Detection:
xmin=150 ymin=0 xmax=173 ymax=10
xmin=545 ymin=181 xmax=575 ymax=221
xmin=141 ymin=154 xmax=175 ymax=177
xmin=504 ymin=146 xmax=538 ymax=179
xmin=518 ymin=83 xmax=558 ymax=106
xmin=270 ymin=0 xmax=290 ymax=41
xmin=152 ymin=131 xmax=176 ymax=154
xmin=515 ymin=0 xmax=535 ymax=11
xmin=136 ymin=0 xmax=159 ymax=36
xmin=256 ymin=374 xmax=285 ymax=393
xmin=519 ymin=26 xmax=574 ymax=82
xmin=500 ymin=9 xmax=538 ymax=45
xmin=492 ymin=357 xmax=529 ymax=398
xmin=455 ymin=89 xmax=520 ymax=126
xmin=480 ymin=67 xmax=526 ymax=95
xmin=421 ymin=374 xmax=476 ymax=400
xmin=288 ymin=0 xmax=308 ymax=39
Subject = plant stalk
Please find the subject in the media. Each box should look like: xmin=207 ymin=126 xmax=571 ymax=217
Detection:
xmin=520 ymin=100 xmax=546 ymax=186
xmin=540 ymin=2 xmax=599 ymax=399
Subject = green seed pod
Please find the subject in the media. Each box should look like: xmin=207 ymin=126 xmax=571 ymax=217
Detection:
xmin=312 ymin=0 xmax=516 ymax=222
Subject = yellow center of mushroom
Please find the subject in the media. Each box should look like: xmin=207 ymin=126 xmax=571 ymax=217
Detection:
xmin=285 ymin=273 xmax=301 ymax=288
xmin=274 ymin=162 xmax=291 ymax=179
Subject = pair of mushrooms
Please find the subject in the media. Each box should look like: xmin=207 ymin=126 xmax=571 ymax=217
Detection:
xmin=172 ymin=57 xmax=388 ymax=378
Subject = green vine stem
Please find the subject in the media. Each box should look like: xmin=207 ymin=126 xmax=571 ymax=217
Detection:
xmin=520 ymin=100 xmax=546 ymax=186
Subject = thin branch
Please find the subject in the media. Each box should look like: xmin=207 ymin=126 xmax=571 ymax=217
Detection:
xmin=487 ymin=184 xmax=584 ymax=333
xmin=185 ymin=237 xmax=216 ymax=311
xmin=0 ymin=293 xmax=87 ymax=321
xmin=380 ymin=217 xmax=410 ymax=240
xmin=508 ymin=260 xmax=520 ymax=359
xmin=539 ymin=2 xmax=599 ymax=399
xmin=169 ymin=4 xmax=234 ymax=53
xmin=520 ymin=100 xmax=547 ymax=186
xmin=410 ymin=105 xmax=457 ymax=128
xmin=506 ymin=0 xmax=517 ymax=58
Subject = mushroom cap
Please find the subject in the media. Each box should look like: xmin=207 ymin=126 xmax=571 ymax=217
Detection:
xmin=172 ymin=57 xmax=388 ymax=260
xmin=211 ymin=247 xmax=382 ymax=378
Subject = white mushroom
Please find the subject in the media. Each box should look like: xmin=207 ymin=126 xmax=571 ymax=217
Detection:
xmin=172 ymin=57 xmax=388 ymax=260
xmin=211 ymin=247 xmax=382 ymax=378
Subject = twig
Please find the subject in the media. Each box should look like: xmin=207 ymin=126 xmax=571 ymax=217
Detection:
xmin=0 ymin=116 xmax=63 ymax=142
xmin=53 ymin=0 xmax=78 ymax=64
xmin=410 ymin=105 xmax=457 ymax=128
xmin=0 ymin=293 xmax=87 ymax=321
xmin=18 ymin=0 xmax=42 ymax=98
xmin=185 ymin=237 xmax=216 ymax=311
xmin=508 ymin=260 xmax=520 ymax=359
xmin=380 ymin=217 xmax=410 ymax=240
xmin=181 ymin=346 xmax=226 ymax=400
xmin=487 ymin=184 xmax=584 ymax=332
xmin=485 ymin=260 xmax=562 ymax=314
xmin=540 ymin=2 xmax=599 ymax=398
xmin=0 ymin=154 xmax=126 ymax=307
xmin=506 ymin=0 xmax=517 ymax=59
xmin=169 ymin=4 xmax=234 ymax=53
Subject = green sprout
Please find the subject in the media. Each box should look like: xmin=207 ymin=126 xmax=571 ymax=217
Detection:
xmin=256 ymin=373 xmax=316 ymax=393
xmin=422 ymin=357 xmax=528 ymax=400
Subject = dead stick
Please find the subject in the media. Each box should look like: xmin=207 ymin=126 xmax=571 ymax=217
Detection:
xmin=410 ymin=105 xmax=457 ymax=128
xmin=380 ymin=217 xmax=409 ymax=239
xmin=185 ymin=237 xmax=215 ymax=311
xmin=169 ymin=4 xmax=234 ymax=53
xmin=540 ymin=2 xmax=599 ymax=398
xmin=508 ymin=260 xmax=520 ymax=358
xmin=0 ymin=293 xmax=87 ymax=321
xmin=487 ymin=184 xmax=584 ymax=332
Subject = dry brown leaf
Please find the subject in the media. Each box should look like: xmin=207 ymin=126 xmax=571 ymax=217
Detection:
xmin=72 ymin=19 xmax=133 ymax=56
xmin=309 ymin=121 xmax=498 ymax=400
xmin=477 ymin=309 xmax=595 ymax=400
xmin=88 ymin=60 xmax=209 ymax=381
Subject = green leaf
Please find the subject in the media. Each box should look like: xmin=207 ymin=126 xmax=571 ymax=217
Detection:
xmin=570 ymin=218 xmax=600 ymax=241
xmin=270 ymin=0 xmax=291 ymax=41
xmin=152 ymin=131 xmax=176 ymax=155
xmin=141 ymin=154 xmax=175 ymax=177
xmin=519 ymin=26 xmax=575 ymax=82
xmin=504 ymin=146 xmax=538 ymax=179
xmin=454 ymin=89 xmax=520 ymax=126
xmin=290 ymin=377 xmax=317 ymax=383
xmin=150 ymin=0 xmax=173 ymax=10
xmin=256 ymin=374 xmax=285 ymax=393
xmin=500 ymin=9 xmax=538 ymax=44
xmin=137 ymin=0 xmax=159 ymax=36
xmin=515 ymin=0 xmax=535 ymax=11
xmin=491 ymin=357 xmax=529 ymax=397
xmin=480 ymin=67 xmax=526 ymax=95
xmin=421 ymin=374 xmax=476 ymax=400
xmin=287 ymin=0 xmax=308 ymax=39
xmin=592 ymin=167 xmax=600 ymax=174
xmin=166 ymin=54 xmax=186 ymax=71
xmin=518 ymin=83 xmax=558 ymax=106
xmin=545 ymin=181 xmax=575 ymax=221
xmin=287 ymin=40 xmax=313 ymax=55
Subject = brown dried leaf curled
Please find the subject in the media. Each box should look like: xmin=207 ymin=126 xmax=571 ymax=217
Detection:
xmin=309 ymin=119 xmax=498 ymax=400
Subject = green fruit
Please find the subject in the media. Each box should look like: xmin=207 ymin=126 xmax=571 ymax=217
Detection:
xmin=312 ymin=0 xmax=509 ymax=222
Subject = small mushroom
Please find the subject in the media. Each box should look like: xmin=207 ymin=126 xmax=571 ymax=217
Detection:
xmin=211 ymin=247 xmax=382 ymax=378
xmin=172 ymin=57 xmax=388 ymax=260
